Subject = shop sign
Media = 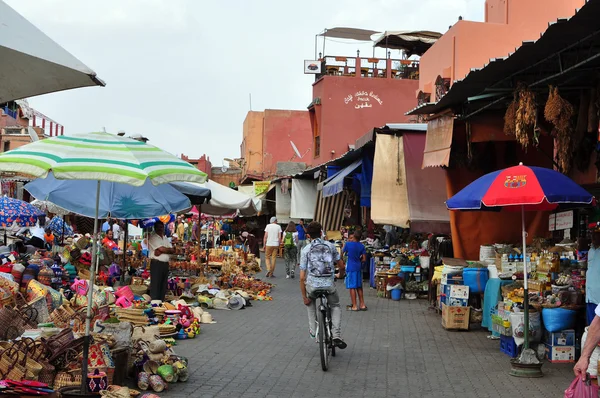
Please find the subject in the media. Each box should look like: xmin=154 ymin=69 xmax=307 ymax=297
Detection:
xmin=343 ymin=91 xmax=383 ymax=109
xmin=303 ymin=60 xmax=321 ymax=74
xmin=253 ymin=181 xmax=271 ymax=196
xmin=549 ymin=210 xmax=573 ymax=231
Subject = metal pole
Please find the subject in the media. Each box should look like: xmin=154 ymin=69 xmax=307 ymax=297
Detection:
xmin=522 ymin=204 xmax=530 ymax=351
xmin=122 ymin=222 xmax=128 ymax=281
xmin=81 ymin=180 xmax=101 ymax=393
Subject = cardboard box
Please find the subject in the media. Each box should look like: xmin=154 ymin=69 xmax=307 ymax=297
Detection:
xmin=545 ymin=344 xmax=575 ymax=363
xmin=441 ymin=284 xmax=470 ymax=307
xmin=450 ymin=285 xmax=469 ymax=299
xmin=441 ymin=274 xmax=463 ymax=285
xmin=441 ymin=304 xmax=470 ymax=330
xmin=544 ymin=329 xmax=575 ymax=346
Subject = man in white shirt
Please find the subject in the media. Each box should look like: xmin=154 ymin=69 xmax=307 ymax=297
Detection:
xmin=112 ymin=221 xmax=121 ymax=242
xmin=263 ymin=216 xmax=282 ymax=278
xmin=147 ymin=221 xmax=175 ymax=300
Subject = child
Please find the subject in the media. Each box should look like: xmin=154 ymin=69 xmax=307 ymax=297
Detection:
xmin=343 ymin=231 xmax=367 ymax=311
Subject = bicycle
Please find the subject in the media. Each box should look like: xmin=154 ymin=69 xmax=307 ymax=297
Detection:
xmin=314 ymin=290 xmax=336 ymax=371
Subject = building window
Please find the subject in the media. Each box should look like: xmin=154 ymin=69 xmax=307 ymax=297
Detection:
xmin=311 ymin=109 xmax=320 ymax=158
xmin=3 ymin=141 xmax=9 ymax=152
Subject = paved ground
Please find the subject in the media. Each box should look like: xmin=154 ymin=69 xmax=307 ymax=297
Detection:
xmin=159 ymin=260 xmax=574 ymax=398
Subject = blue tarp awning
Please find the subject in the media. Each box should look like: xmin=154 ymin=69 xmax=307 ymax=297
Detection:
xmin=320 ymin=159 xmax=363 ymax=198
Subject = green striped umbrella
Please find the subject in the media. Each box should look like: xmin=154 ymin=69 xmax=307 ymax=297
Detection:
xmin=0 ymin=131 xmax=207 ymax=186
xmin=0 ymin=131 xmax=206 ymax=392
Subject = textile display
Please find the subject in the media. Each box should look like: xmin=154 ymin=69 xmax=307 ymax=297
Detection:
xmin=402 ymin=133 xmax=449 ymax=231
xmin=290 ymin=179 xmax=317 ymax=220
xmin=275 ymin=181 xmax=295 ymax=224
xmin=371 ymin=134 xmax=410 ymax=227
xmin=314 ymin=189 xmax=348 ymax=232
xmin=357 ymin=149 xmax=374 ymax=207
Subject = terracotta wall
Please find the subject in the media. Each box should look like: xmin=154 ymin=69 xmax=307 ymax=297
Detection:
xmin=261 ymin=110 xmax=312 ymax=178
xmin=419 ymin=0 xmax=585 ymax=100
xmin=241 ymin=111 xmax=265 ymax=180
xmin=312 ymin=75 xmax=418 ymax=163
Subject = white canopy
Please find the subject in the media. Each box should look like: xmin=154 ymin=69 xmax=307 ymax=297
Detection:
xmin=196 ymin=180 xmax=258 ymax=217
xmin=0 ymin=0 xmax=104 ymax=103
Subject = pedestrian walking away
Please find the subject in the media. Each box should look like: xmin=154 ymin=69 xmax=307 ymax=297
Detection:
xmin=148 ymin=221 xmax=175 ymax=300
xmin=264 ymin=216 xmax=282 ymax=277
xmin=296 ymin=219 xmax=307 ymax=266
xmin=342 ymin=231 xmax=367 ymax=311
xmin=299 ymin=221 xmax=347 ymax=349
xmin=283 ymin=221 xmax=298 ymax=278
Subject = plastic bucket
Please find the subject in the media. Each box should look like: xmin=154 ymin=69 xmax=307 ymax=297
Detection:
xmin=391 ymin=289 xmax=402 ymax=301
xmin=463 ymin=268 xmax=489 ymax=293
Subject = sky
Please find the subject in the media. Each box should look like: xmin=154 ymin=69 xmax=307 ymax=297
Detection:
xmin=6 ymin=0 xmax=484 ymax=167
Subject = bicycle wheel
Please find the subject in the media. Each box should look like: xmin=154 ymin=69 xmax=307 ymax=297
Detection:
xmin=317 ymin=305 xmax=329 ymax=371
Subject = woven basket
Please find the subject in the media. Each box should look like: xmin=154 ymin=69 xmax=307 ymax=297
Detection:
xmin=0 ymin=347 xmax=26 ymax=381
xmin=54 ymin=368 xmax=82 ymax=389
xmin=130 ymin=284 xmax=148 ymax=295
xmin=27 ymin=296 xmax=50 ymax=324
xmin=75 ymin=236 xmax=90 ymax=250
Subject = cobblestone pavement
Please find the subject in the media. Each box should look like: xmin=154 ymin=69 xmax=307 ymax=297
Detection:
xmin=160 ymin=261 xmax=573 ymax=398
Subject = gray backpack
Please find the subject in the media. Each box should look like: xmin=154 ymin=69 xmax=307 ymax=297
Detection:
xmin=307 ymin=240 xmax=334 ymax=277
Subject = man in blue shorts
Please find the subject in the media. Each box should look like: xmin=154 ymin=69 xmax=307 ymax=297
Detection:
xmin=342 ymin=231 xmax=367 ymax=311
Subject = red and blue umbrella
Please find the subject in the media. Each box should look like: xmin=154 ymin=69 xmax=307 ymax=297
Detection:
xmin=0 ymin=196 xmax=45 ymax=227
xmin=446 ymin=163 xmax=594 ymax=359
xmin=446 ymin=163 xmax=594 ymax=211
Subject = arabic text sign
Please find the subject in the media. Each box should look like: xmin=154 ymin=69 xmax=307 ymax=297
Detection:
xmin=549 ymin=210 xmax=573 ymax=231
xmin=343 ymin=91 xmax=383 ymax=109
xmin=253 ymin=181 xmax=271 ymax=196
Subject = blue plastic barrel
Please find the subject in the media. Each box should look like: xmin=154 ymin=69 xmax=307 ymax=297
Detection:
xmin=391 ymin=289 xmax=402 ymax=301
xmin=463 ymin=268 xmax=489 ymax=293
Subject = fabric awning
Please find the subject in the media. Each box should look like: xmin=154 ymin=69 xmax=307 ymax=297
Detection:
xmin=422 ymin=116 xmax=454 ymax=168
xmin=371 ymin=30 xmax=442 ymax=56
xmin=318 ymin=27 xmax=380 ymax=41
xmin=320 ymin=159 xmax=363 ymax=198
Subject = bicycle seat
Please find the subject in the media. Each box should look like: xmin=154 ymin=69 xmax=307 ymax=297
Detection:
xmin=312 ymin=289 xmax=332 ymax=296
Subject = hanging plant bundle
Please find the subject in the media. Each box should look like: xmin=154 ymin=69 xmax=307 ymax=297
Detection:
xmin=503 ymin=99 xmax=517 ymax=136
xmin=544 ymin=86 xmax=575 ymax=173
xmin=514 ymin=85 xmax=536 ymax=149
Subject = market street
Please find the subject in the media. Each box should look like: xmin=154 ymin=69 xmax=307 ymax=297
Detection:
xmin=159 ymin=261 xmax=573 ymax=398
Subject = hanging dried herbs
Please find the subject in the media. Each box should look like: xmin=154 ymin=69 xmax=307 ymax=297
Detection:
xmin=504 ymin=98 xmax=517 ymax=136
xmin=544 ymin=86 xmax=575 ymax=173
xmin=514 ymin=84 xmax=537 ymax=149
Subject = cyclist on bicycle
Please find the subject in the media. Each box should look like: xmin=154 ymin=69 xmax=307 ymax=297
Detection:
xmin=299 ymin=221 xmax=347 ymax=349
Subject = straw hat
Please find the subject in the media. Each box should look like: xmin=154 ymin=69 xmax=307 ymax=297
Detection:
xmin=197 ymin=296 xmax=213 ymax=309
xmin=100 ymin=386 xmax=131 ymax=398
xmin=235 ymin=290 xmax=251 ymax=300
xmin=212 ymin=297 xmax=230 ymax=310
xmin=201 ymin=312 xmax=216 ymax=324
xmin=228 ymin=295 xmax=245 ymax=310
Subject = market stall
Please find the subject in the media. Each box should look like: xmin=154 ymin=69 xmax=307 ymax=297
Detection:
xmin=443 ymin=163 xmax=594 ymax=377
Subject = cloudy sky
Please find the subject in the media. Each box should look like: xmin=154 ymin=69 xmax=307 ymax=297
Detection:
xmin=6 ymin=0 xmax=483 ymax=166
